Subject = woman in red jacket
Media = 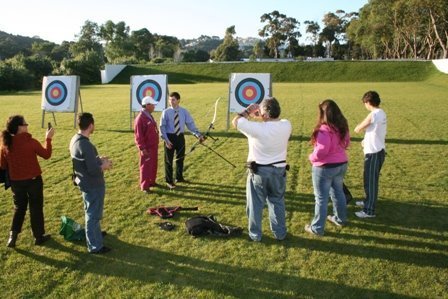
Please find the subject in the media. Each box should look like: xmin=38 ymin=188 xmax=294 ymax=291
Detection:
xmin=0 ymin=115 xmax=54 ymax=248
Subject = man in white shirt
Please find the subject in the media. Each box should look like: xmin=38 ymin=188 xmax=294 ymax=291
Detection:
xmin=354 ymin=91 xmax=387 ymax=218
xmin=232 ymin=98 xmax=292 ymax=241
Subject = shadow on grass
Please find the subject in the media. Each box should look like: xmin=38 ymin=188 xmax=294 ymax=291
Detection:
xmin=15 ymin=236 xmax=411 ymax=298
xmin=280 ymin=232 xmax=447 ymax=270
xmin=150 ymin=180 xmax=314 ymax=214
xmin=349 ymin=198 xmax=448 ymax=239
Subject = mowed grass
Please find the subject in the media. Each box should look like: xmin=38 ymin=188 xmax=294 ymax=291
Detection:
xmin=0 ymin=76 xmax=447 ymax=298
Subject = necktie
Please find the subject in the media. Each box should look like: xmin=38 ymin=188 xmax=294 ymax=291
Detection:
xmin=174 ymin=111 xmax=180 ymax=135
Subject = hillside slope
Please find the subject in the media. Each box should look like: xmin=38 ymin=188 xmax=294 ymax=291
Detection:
xmin=112 ymin=61 xmax=439 ymax=84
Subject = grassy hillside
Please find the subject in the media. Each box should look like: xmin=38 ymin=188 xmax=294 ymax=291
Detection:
xmin=112 ymin=61 xmax=437 ymax=84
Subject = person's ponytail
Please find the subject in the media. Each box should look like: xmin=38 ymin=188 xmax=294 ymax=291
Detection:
xmin=1 ymin=115 xmax=24 ymax=151
xmin=1 ymin=130 xmax=13 ymax=151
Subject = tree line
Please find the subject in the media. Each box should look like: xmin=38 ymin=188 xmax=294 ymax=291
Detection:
xmin=0 ymin=0 xmax=447 ymax=90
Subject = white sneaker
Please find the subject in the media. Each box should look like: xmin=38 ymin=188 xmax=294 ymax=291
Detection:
xmin=327 ymin=215 xmax=343 ymax=227
xmin=355 ymin=211 xmax=376 ymax=218
xmin=355 ymin=201 xmax=364 ymax=207
xmin=304 ymin=224 xmax=321 ymax=236
xmin=166 ymin=183 xmax=176 ymax=190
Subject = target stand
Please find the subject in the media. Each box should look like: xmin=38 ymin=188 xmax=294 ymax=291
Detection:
xmin=41 ymin=76 xmax=82 ymax=128
xmin=227 ymin=73 xmax=272 ymax=130
xmin=130 ymin=75 xmax=168 ymax=130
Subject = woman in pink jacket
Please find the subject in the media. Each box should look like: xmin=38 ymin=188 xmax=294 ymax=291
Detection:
xmin=305 ymin=100 xmax=350 ymax=236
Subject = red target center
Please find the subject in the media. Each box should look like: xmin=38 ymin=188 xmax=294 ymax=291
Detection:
xmin=243 ymin=86 xmax=257 ymax=100
xmin=143 ymin=87 xmax=155 ymax=97
xmin=50 ymin=87 xmax=61 ymax=98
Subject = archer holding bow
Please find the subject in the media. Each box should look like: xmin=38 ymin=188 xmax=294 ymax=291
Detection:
xmin=160 ymin=92 xmax=205 ymax=190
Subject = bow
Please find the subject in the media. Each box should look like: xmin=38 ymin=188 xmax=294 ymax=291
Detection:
xmin=176 ymin=97 xmax=236 ymax=168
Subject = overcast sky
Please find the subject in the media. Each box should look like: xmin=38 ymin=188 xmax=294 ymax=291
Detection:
xmin=0 ymin=0 xmax=368 ymax=44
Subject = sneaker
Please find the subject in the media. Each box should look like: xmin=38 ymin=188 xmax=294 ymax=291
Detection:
xmin=327 ymin=215 xmax=343 ymax=227
xmin=304 ymin=224 xmax=320 ymax=236
xmin=355 ymin=201 xmax=365 ymax=207
xmin=355 ymin=211 xmax=376 ymax=218
xmin=166 ymin=183 xmax=176 ymax=190
xmin=90 ymin=246 xmax=111 ymax=254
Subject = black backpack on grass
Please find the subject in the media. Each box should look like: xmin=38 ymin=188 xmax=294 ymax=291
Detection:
xmin=185 ymin=215 xmax=243 ymax=237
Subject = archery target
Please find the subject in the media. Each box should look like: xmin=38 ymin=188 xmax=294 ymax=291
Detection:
xmin=131 ymin=75 xmax=167 ymax=112
xmin=41 ymin=76 xmax=79 ymax=112
xmin=235 ymin=78 xmax=265 ymax=106
xmin=229 ymin=73 xmax=271 ymax=112
xmin=45 ymin=80 xmax=67 ymax=106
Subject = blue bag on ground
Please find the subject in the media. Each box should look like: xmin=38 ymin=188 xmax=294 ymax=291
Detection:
xmin=59 ymin=216 xmax=86 ymax=241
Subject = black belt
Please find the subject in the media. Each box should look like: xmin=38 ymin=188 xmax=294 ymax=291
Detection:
xmin=256 ymin=160 xmax=287 ymax=167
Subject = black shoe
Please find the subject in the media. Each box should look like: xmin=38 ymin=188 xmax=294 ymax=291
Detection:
xmin=7 ymin=231 xmax=18 ymax=248
xmin=175 ymin=178 xmax=188 ymax=183
xmin=35 ymin=234 xmax=51 ymax=245
xmin=101 ymin=231 xmax=107 ymax=237
xmin=90 ymin=246 xmax=111 ymax=254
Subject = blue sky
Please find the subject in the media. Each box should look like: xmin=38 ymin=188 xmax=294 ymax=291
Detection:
xmin=0 ymin=0 xmax=368 ymax=44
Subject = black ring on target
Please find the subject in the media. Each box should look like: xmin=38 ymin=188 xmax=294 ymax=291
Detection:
xmin=136 ymin=79 xmax=162 ymax=105
xmin=235 ymin=78 xmax=265 ymax=107
xmin=45 ymin=80 xmax=68 ymax=106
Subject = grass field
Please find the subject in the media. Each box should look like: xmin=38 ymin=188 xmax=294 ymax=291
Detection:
xmin=0 ymin=73 xmax=447 ymax=298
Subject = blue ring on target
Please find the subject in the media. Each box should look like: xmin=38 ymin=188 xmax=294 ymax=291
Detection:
xmin=45 ymin=80 xmax=68 ymax=106
xmin=136 ymin=79 xmax=162 ymax=105
xmin=235 ymin=78 xmax=265 ymax=107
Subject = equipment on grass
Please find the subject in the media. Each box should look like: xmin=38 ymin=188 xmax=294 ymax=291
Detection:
xmin=59 ymin=216 xmax=85 ymax=241
xmin=157 ymin=222 xmax=175 ymax=231
xmin=185 ymin=215 xmax=243 ymax=237
xmin=147 ymin=206 xmax=198 ymax=219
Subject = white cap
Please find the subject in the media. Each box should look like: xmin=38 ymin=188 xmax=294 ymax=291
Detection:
xmin=142 ymin=96 xmax=157 ymax=106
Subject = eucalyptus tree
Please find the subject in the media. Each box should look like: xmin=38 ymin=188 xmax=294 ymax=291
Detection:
xmin=99 ymin=21 xmax=135 ymax=63
xmin=304 ymin=21 xmax=320 ymax=46
xmin=258 ymin=11 xmax=301 ymax=58
xmin=212 ymin=26 xmax=240 ymax=61
xmin=151 ymin=35 xmax=181 ymax=61
xmin=130 ymin=28 xmax=154 ymax=62
xmin=347 ymin=0 xmax=448 ymax=59
xmin=252 ymin=40 xmax=265 ymax=59
xmin=62 ymin=20 xmax=104 ymax=83
xmin=70 ymin=20 xmax=103 ymax=56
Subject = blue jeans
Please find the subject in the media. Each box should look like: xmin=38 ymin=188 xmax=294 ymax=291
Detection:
xmin=246 ymin=166 xmax=287 ymax=241
xmin=310 ymin=164 xmax=348 ymax=235
xmin=81 ymin=186 xmax=105 ymax=252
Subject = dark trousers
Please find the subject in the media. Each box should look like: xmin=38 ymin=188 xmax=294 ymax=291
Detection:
xmin=164 ymin=133 xmax=185 ymax=184
xmin=10 ymin=176 xmax=45 ymax=238
xmin=363 ymin=149 xmax=385 ymax=215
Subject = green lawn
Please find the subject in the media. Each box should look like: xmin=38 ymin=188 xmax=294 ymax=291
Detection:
xmin=0 ymin=76 xmax=447 ymax=298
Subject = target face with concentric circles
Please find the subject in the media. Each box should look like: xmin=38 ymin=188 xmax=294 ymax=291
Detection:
xmin=45 ymin=80 xmax=67 ymax=106
xmin=136 ymin=79 xmax=162 ymax=105
xmin=235 ymin=78 xmax=265 ymax=107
